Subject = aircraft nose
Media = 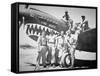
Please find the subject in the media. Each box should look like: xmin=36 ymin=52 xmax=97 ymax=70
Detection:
xmin=25 ymin=23 xmax=59 ymax=37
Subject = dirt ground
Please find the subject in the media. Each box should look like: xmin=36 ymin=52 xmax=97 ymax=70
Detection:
xmin=19 ymin=45 xmax=95 ymax=72
xmin=19 ymin=47 xmax=72 ymax=72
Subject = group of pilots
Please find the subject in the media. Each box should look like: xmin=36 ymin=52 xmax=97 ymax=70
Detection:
xmin=35 ymin=10 xmax=89 ymax=69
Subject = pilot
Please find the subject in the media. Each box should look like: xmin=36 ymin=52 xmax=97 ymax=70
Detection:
xmin=81 ymin=15 xmax=89 ymax=32
xmin=56 ymin=31 xmax=66 ymax=67
xmin=36 ymin=31 xmax=48 ymax=68
xmin=67 ymin=30 xmax=79 ymax=68
xmin=63 ymin=10 xmax=73 ymax=31
xmin=47 ymin=30 xmax=56 ymax=66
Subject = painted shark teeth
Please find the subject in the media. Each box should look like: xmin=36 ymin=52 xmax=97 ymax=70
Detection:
xmin=44 ymin=27 xmax=48 ymax=31
xmin=37 ymin=24 xmax=40 ymax=29
xmin=48 ymin=28 xmax=51 ymax=32
xmin=34 ymin=31 xmax=37 ymax=36
xmin=30 ymin=30 xmax=33 ymax=35
xmin=33 ymin=24 xmax=36 ymax=28
xmin=29 ymin=24 xmax=33 ymax=28
xmin=25 ymin=23 xmax=59 ymax=36
xmin=41 ymin=25 xmax=44 ymax=30
xmin=37 ymin=33 xmax=40 ymax=36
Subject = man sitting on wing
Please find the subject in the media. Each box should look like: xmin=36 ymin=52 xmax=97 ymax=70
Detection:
xmin=81 ymin=15 xmax=89 ymax=32
xmin=76 ymin=15 xmax=89 ymax=32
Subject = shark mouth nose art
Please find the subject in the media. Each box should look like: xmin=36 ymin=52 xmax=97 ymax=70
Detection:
xmin=25 ymin=23 xmax=58 ymax=37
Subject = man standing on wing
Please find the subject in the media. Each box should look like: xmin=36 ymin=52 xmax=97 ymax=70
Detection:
xmin=63 ymin=10 xmax=73 ymax=31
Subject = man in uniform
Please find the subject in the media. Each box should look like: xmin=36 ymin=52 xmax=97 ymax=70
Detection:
xmin=67 ymin=29 xmax=80 ymax=68
xmin=63 ymin=10 xmax=73 ymax=31
xmin=56 ymin=31 xmax=66 ymax=66
xmin=81 ymin=15 xmax=89 ymax=32
xmin=36 ymin=31 xmax=48 ymax=68
xmin=47 ymin=30 xmax=56 ymax=66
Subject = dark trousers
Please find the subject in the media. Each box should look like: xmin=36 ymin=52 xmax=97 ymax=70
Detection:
xmin=55 ymin=48 xmax=60 ymax=65
xmin=47 ymin=47 xmax=52 ymax=64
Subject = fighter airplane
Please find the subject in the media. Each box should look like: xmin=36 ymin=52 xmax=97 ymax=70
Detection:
xmin=19 ymin=5 xmax=97 ymax=70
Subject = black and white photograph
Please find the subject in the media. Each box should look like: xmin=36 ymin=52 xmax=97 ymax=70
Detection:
xmin=15 ymin=3 xmax=97 ymax=72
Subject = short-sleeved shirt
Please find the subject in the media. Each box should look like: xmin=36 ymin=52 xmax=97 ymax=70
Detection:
xmin=56 ymin=36 xmax=65 ymax=48
xmin=47 ymin=35 xmax=56 ymax=44
xmin=38 ymin=36 xmax=48 ymax=46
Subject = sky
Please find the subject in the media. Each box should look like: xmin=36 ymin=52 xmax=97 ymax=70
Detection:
xmin=22 ymin=4 xmax=96 ymax=28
